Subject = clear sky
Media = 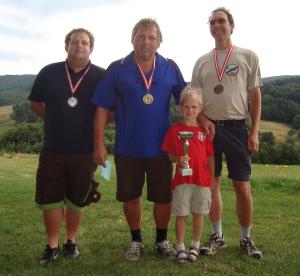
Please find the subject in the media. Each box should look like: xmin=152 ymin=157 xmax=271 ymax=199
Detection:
xmin=0 ymin=0 xmax=299 ymax=80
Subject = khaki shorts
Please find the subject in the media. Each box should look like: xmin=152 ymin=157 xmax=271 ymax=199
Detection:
xmin=172 ymin=184 xmax=211 ymax=216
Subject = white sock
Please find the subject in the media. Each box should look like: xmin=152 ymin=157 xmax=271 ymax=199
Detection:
xmin=212 ymin=221 xmax=223 ymax=238
xmin=240 ymin=226 xmax=251 ymax=240
xmin=191 ymin=240 xmax=200 ymax=249
xmin=176 ymin=243 xmax=185 ymax=251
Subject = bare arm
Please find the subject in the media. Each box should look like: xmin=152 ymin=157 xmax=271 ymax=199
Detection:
xmin=93 ymin=107 xmax=109 ymax=166
xmin=29 ymin=101 xmax=45 ymax=119
xmin=248 ymin=86 xmax=261 ymax=153
xmin=107 ymin=111 xmax=115 ymax=124
xmin=197 ymin=113 xmax=215 ymax=140
xmin=207 ymin=155 xmax=215 ymax=189
xmin=167 ymin=153 xmax=190 ymax=167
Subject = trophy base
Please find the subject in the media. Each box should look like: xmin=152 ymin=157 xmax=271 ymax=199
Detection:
xmin=179 ymin=168 xmax=193 ymax=176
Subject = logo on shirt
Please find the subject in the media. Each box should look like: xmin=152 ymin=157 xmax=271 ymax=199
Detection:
xmin=225 ymin=64 xmax=239 ymax=76
xmin=198 ymin=131 xmax=206 ymax=142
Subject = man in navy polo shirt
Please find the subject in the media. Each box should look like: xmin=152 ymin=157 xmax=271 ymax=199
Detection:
xmin=29 ymin=28 xmax=105 ymax=266
xmin=92 ymin=18 xmax=186 ymax=261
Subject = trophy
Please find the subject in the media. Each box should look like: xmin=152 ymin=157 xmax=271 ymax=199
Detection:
xmin=178 ymin=131 xmax=194 ymax=176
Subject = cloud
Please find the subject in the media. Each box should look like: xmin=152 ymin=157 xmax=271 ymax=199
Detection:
xmin=0 ymin=0 xmax=299 ymax=77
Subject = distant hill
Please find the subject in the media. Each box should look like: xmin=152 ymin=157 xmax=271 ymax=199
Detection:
xmin=0 ymin=74 xmax=35 ymax=92
xmin=0 ymin=75 xmax=36 ymax=106
xmin=262 ymin=75 xmax=300 ymax=83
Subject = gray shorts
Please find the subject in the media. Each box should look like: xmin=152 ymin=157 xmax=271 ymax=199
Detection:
xmin=172 ymin=184 xmax=211 ymax=216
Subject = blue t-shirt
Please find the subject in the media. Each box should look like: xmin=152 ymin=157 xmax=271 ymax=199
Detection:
xmin=92 ymin=52 xmax=186 ymax=157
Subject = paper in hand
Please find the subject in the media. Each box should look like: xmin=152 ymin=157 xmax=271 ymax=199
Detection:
xmin=100 ymin=160 xmax=112 ymax=181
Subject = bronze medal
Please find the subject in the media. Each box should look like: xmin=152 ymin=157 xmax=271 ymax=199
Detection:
xmin=213 ymin=45 xmax=234 ymax=95
xmin=143 ymin=94 xmax=153 ymax=104
xmin=213 ymin=84 xmax=224 ymax=94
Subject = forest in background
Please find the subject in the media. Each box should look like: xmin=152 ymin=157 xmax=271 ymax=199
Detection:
xmin=0 ymin=74 xmax=300 ymax=164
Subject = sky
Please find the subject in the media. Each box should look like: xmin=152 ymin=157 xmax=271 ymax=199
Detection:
xmin=0 ymin=0 xmax=299 ymax=80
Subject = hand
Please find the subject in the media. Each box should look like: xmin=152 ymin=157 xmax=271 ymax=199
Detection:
xmin=178 ymin=154 xmax=190 ymax=167
xmin=197 ymin=114 xmax=215 ymax=140
xmin=248 ymin=130 xmax=259 ymax=154
xmin=93 ymin=144 xmax=108 ymax=167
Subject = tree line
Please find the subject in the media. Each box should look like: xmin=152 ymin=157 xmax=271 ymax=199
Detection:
xmin=0 ymin=75 xmax=300 ymax=164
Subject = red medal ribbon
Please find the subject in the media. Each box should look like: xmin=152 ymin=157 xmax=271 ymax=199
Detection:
xmin=214 ymin=45 xmax=234 ymax=81
xmin=65 ymin=61 xmax=91 ymax=95
xmin=134 ymin=55 xmax=156 ymax=93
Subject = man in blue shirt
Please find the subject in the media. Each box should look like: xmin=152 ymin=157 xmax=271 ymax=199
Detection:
xmin=92 ymin=18 xmax=186 ymax=261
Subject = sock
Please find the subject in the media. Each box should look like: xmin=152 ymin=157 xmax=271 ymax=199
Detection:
xmin=212 ymin=221 xmax=223 ymax=238
xmin=191 ymin=240 xmax=200 ymax=249
xmin=240 ymin=226 xmax=251 ymax=240
xmin=176 ymin=243 xmax=185 ymax=251
xmin=156 ymin=228 xmax=167 ymax=243
xmin=131 ymin=229 xmax=142 ymax=242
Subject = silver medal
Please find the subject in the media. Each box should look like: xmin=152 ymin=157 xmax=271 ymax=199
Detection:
xmin=67 ymin=96 xmax=78 ymax=107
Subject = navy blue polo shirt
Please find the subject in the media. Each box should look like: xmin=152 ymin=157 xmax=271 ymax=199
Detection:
xmin=29 ymin=61 xmax=105 ymax=154
xmin=92 ymin=52 xmax=186 ymax=157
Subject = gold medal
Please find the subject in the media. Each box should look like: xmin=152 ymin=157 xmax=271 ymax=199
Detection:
xmin=143 ymin=94 xmax=153 ymax=104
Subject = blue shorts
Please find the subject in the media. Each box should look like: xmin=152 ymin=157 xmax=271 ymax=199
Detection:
xmin=213 ymin=122 xmax=251 ymax=181
xmin=114 ymin=155 xmax=173 ymax=203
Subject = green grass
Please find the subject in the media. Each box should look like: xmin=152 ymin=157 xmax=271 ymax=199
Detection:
xmin=0 ymin=154 xmax=299 ymax=275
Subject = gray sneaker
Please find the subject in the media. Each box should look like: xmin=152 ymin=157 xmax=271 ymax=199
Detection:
xmin=124 ymin=241 xmax=144 ymax=261
xmin=155 ymin=240 xmax=176 ymax=258
xmin=240 ymin=237 xmax=263 ymax=259
xmin=200 ymin=233 xmax=226 ymax=255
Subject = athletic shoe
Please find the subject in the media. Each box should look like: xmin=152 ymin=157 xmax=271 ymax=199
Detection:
xmin=240 ymin=237 xmax=263 ymax=259
xmin=155 ymin=240 xmax=177 ymax=258
xmin=124 ymin=241 xmax=144 ymax=261
xmin=200 ymin=233 xmax=226 ymax=255
xmin=62 ymin=239 xmax=80 ymax=259
xmin=39 ymin=245 xmax=60 ymax=266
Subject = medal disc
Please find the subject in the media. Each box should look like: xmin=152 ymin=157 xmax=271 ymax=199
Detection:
xmin=67 ymin=96 xmax=78 ymax=107
xmin=143 ymin=94 xmax=153 ymax=104
xmin=213 ymin=84 xmax=224 ymax=94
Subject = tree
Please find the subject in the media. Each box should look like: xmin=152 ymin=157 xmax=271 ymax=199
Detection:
xmin=292 ymin=113 xmax=300 ymax=129
xmin=11 ymin=102 xmax=39 ymax=123
xmin=274 ymin=142 xmax=300 ymax=165
xmin=0 ymin=123 xmax=43 ymax=153
xmin=260 ymin=131 xmax=275 ymax=146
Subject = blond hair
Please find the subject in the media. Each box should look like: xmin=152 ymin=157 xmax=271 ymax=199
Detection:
xmin=179 ymin=86 xmax=203 ymax=106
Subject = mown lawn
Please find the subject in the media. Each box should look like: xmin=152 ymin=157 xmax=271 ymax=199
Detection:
xmin=0 ymin=154 xmax=299 ymax=275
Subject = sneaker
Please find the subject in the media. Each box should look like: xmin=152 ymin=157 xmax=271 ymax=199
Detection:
xmin=62 ymin=239 xmax=80 ymax=259
xmin=124 ymin=241 xmax=144 ymax=261
xmin=39 ymin=245 xmax=60 ymax=266
xmin=155 ymin=240 xmax=177 ymax=258
xmin=200 ymin=233 xmax=226 ymax=255
xmin=240 ymin=237 xmax=263 ymax=259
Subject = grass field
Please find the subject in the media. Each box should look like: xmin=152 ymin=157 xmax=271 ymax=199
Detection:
xmin=0 ymin=154 xmax=299 ymax=276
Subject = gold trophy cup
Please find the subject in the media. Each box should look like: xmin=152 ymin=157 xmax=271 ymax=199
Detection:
xmin=178 ymin=131 xmax=194 ymax=176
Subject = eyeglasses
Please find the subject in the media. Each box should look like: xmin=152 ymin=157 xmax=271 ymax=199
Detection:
xmin=208 ymin=18 xmax=228 ymax=26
